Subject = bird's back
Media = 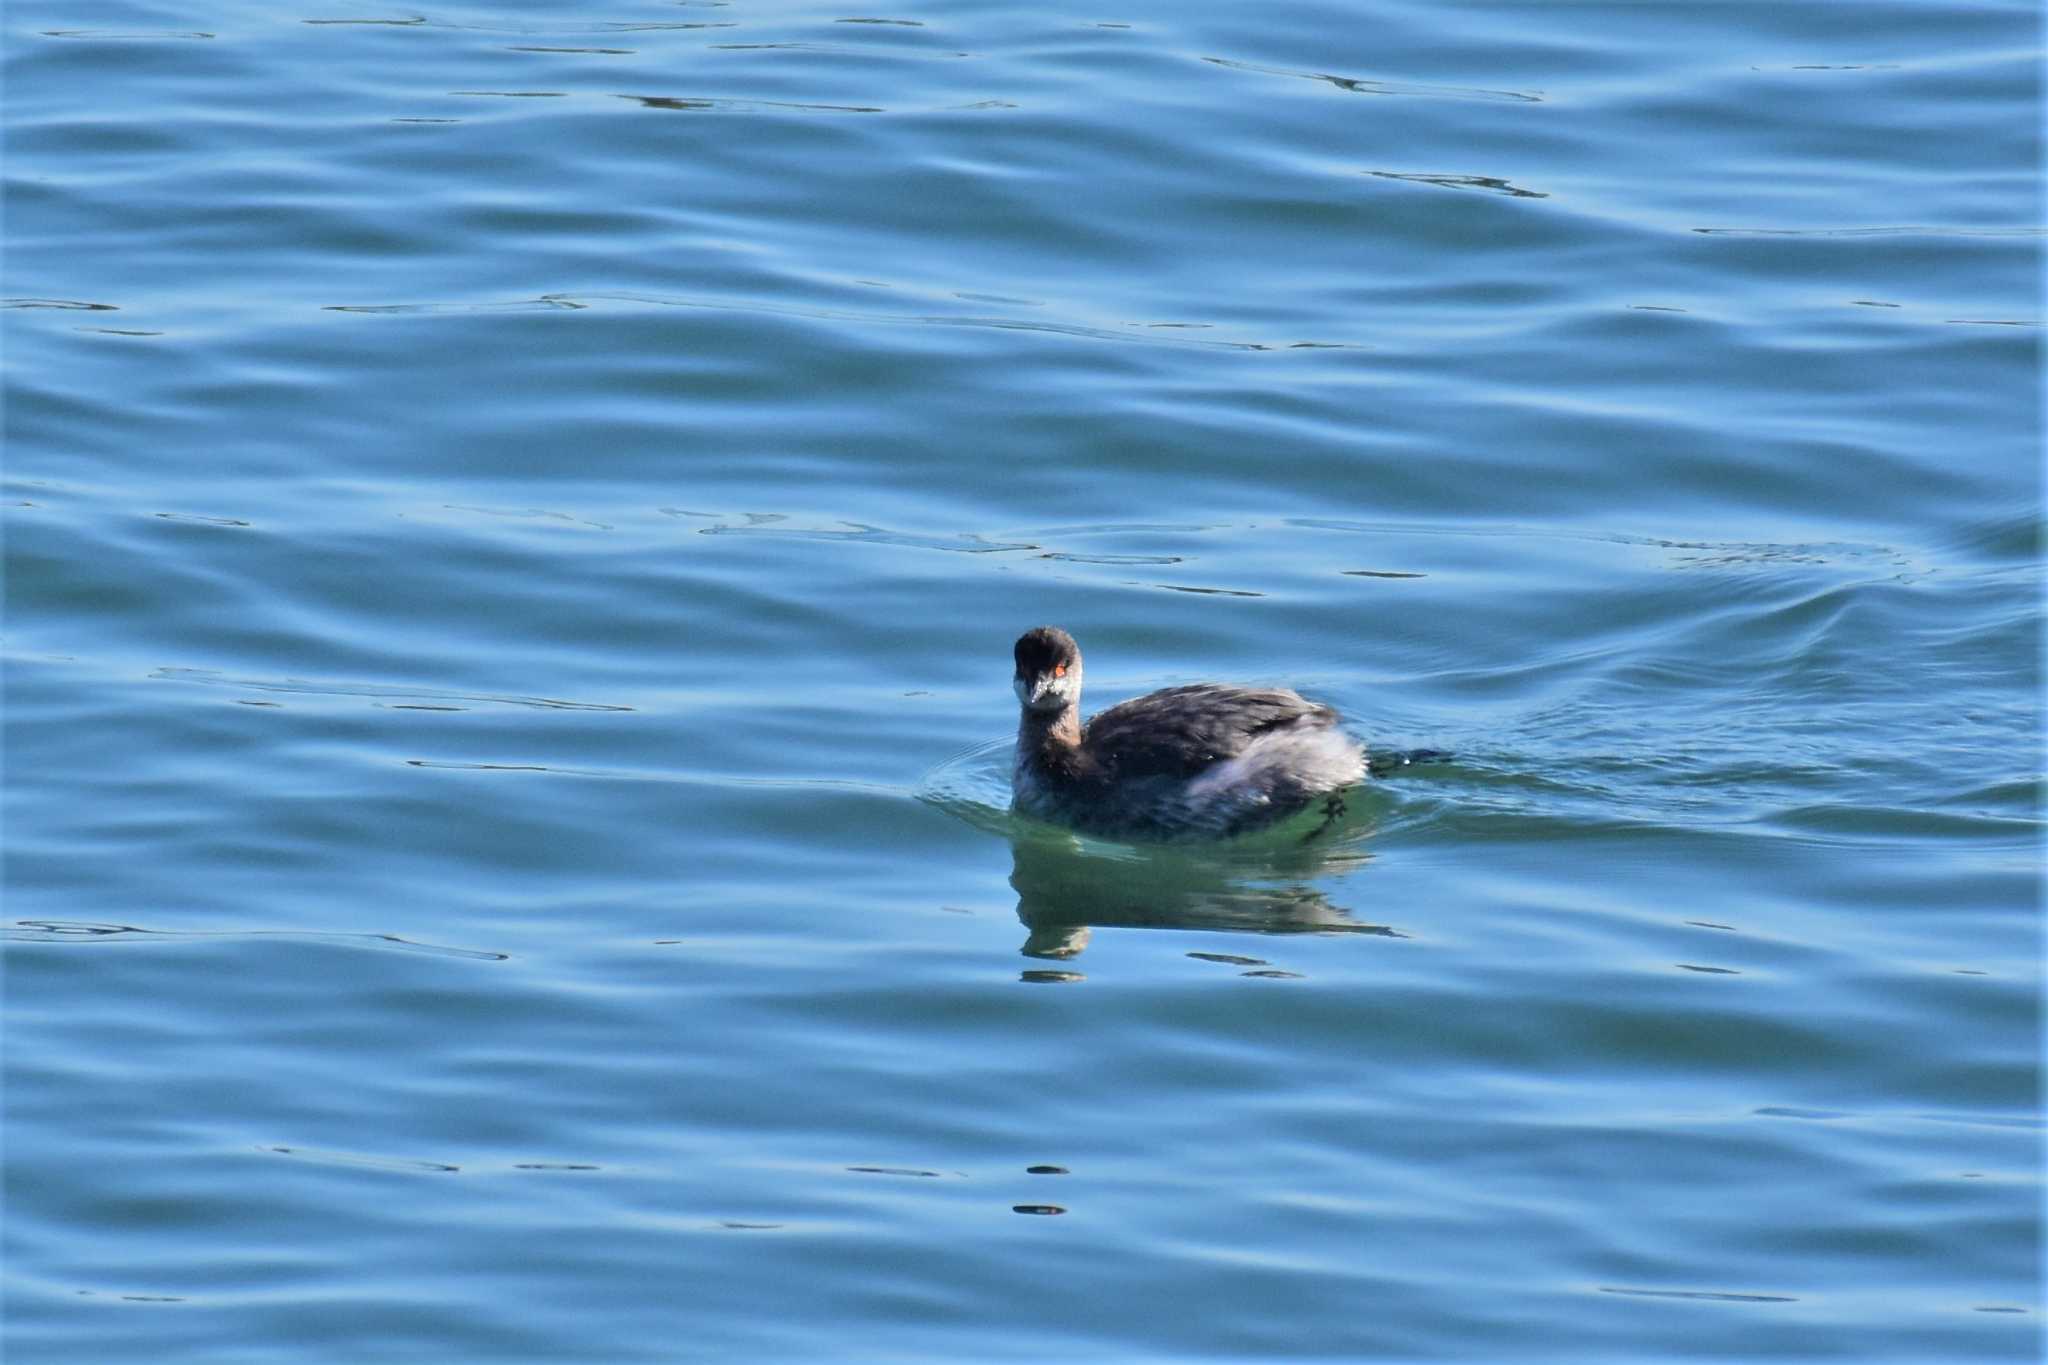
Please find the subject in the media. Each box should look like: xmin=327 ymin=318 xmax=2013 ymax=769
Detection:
xmin=1082 ymin=685 xmax=1334 ymax=778
xmin=1041 ymin=684 xmax=1363 ymax=840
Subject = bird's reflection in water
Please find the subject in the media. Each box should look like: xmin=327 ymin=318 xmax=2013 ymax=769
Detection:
xmin=1006 ymin=818 xmax=1403 ymax=963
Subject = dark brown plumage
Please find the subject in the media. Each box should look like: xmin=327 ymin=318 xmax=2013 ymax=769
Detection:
xmin=1010 ymin=627 xmax=1365 ymax=841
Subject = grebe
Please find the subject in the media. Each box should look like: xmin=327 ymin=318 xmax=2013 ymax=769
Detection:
xmin=1010 ymin=626 xmax=1366 ymax=842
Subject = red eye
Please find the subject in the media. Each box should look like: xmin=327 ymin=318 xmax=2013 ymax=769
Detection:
xmin=1054 ymin=664 xmax=1067 ymax=677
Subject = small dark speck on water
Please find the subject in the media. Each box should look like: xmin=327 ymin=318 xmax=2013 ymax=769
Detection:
xmin=1012 ymin=1204 xmax=1066 ymax=1216
xmin=1025 ymin=1165 xmax=1068 ymax=1175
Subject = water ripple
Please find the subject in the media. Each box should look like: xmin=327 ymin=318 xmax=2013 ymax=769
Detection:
xmin=3 ymin=298 xmax=118 ymax=311
xmin=150 ymin=667 xmax=634 ymax=712
xmin=6 ymin=921 xmax=506 ymax=961
xmin=1598 ymin=1287 xmax=1799 ymax=1304
xmin=623 ymin=94 xmax=884 ymax=114
xmin=39 ymin=29 xmax=213 ymax=40
xmin=306 ymin=16 xmax=738 ymax=33
xmin=1369 ymin=171 xmax=1549 ymax=199
xmin=1201 ymin=55 xmax=1544 ymax=103
xmin=692 ymin=520 xmax=1036 ymax=554
xmin=261 ymin=1145 xmax=462 ymax=1174
xmin=322 ymin=290 xmax=1306 ymax=350
xmin=1692 ymin=225 xmax=2048 ymax=237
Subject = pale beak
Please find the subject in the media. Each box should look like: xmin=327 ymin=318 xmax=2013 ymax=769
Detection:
xmin=1024 ymin=673 xmax=1068 ymax=711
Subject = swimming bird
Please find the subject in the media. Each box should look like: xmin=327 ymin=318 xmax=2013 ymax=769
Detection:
xmin=1010 ymin=626 xmax=1366 ymax=842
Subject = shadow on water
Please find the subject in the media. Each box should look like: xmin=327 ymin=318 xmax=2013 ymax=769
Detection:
xmin=920 ymin=736 xmax=1403 ymax=962
xmin=1005 ymin=825 xmax=1401 ymax=961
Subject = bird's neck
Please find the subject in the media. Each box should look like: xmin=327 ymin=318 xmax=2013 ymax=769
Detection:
xmin=1019 ymin=704 xmax=1086 ymax=779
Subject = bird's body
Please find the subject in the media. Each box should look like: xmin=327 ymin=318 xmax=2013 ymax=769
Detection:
xmin=1010 ymin=628 xmax=1366 ymax=842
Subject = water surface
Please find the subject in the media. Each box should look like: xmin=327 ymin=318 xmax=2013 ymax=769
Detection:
xmin=5 ymin=0 xmax=2041 ymax=1359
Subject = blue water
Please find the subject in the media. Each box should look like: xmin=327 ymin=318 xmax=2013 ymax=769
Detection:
xmin=5 ymin=0 xmax=2041 ymax=1359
